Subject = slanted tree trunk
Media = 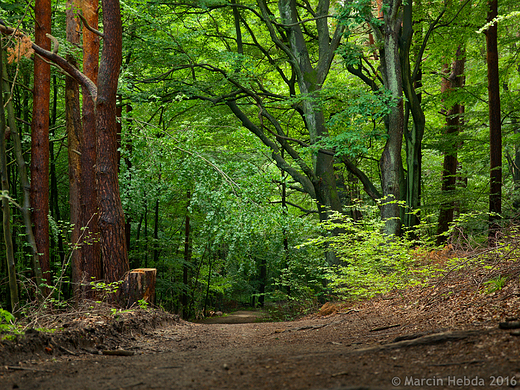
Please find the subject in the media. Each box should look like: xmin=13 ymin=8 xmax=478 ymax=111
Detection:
xmin=96 ymin=0 xmax=129 ymax=283
xmin=485 ymin=0 xmax=502 ymax=244
xmin=65 ymin=0 xmax=84 ymax=294
xmin=0 ymin=48 xmax=19 ymax=311
xmin=80 ymin=0 xmax=102 ymax=296
xmin=32 ymin=0 xmax=52 ymax=292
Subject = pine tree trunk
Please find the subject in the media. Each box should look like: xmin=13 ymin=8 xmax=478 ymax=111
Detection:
xmin=66 ymin=0 xmax=84 ymax=294
xmin=81 ymin=0 xmax=102 ymax=295
xmin=32 ymin=0 xmax=52 ymax=292
xmin=96 ymin=0 xmax=129 ymax=284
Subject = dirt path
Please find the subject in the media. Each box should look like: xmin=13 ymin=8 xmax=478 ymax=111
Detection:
xmin=196 ymin=310 xmax=268 ymax=324
xmin=2 ymin=278 xmax=520 ymax=390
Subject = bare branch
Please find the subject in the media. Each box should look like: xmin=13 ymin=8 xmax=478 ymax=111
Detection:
xmin=271 ymin=200 xmax=318 ymax=213
xmin=274 ymin=14 xmax=333 ymax=27
xmin=78 ymin=12 xmax=105 ymax=38
xmin=46 ymin=33 xmax=59 ymax=54
xmin=0 ymin=25 xmax=97 ymax=101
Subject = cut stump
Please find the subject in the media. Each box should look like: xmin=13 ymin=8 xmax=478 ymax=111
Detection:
xmin=121 ymin=268 xmax=157 ymax=308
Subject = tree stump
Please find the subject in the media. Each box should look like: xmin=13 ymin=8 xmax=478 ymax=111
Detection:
xmin=120 ymin=268 xmax=157 ymax=308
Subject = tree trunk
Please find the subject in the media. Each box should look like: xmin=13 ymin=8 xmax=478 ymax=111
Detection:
xmin=485 ymin=0 xmax=502 ymax=244
xmin=120 ymin=268 xmax=156 ymax=308
xmin=80 ymin=0 xmax=102 ymax=295
xmin=182 ymin=191 xmax=191 ymax=318
xmin=65 ymin=0 xmax=84 ymax=294
xmin=32 ymin=0 xmax=52 ymax=292
xmin=49 ymin=75 xmax=66 ymax=272
xmin=0 ymin=48 xmax=19 ymax=311
xmin=258 ymin=256 xmax=267 ymax=307
xmin=401 ymin=0 xmax=425 ymax=230
xmin=378 ymin=4 xmax=404 ymax=237
xmin=437 ymin=47 xmax=465 ymax=244
xmin=96 ymin=0 xmax=129 ymax=283
xmin=153 ymin=198 xmax=160 ymax=264
xmin=2 ymin=51 xmax=42 ymax=291
xmin=277 ymin=0 xmax=343 ymax=223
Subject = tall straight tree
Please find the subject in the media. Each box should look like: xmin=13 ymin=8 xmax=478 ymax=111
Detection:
xmin=80 ymin=0 xmax=103 ymax=294
xmin=65 ymin=0 xmax=84 ymax=294
xmin=436 ymin=47 xmax=466 ymax=243
xmin=0 ymin=0 xmax=129 ymax=286
xmin=96 ymin=0 xmax=129 ymax=282
xmin=485 ymin=0 xmax=502 ymax=244
xmin=366 ymin=0 xmax=405 ymax=236
xmin=32 ymin=0 xmax=52 ymax=291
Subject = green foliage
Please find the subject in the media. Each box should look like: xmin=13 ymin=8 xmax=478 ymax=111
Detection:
xmin=483 ymin=275 xmax=508 ymax=294
xmin=337 ymin=0 xmax=383 ymax=32
xmin=318 ymin=89 xmax=395 ymax=157
xmin=303 ymin=207 xmax=429 ymax=300
xmin=0 ymin=308 xmax=21 ymax=340
xmin=90 ymin=280 xmax=124 ymax=302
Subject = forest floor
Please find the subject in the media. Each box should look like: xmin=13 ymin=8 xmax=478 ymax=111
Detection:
xmin=2 ymin=256 xmax=520 ymax=390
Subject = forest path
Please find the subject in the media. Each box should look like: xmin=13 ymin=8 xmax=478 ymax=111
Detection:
xmin=2 ymin=281 xmax=520 ymax=389
xmin=196 ymin=310 xmax=269 ymax=324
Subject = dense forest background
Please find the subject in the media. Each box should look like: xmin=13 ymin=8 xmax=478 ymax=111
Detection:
xmin=0 ymin=0 xmax=519 ymax=320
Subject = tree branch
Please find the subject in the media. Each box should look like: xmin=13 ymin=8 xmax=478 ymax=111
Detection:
xmin=271 ymin=200 xmax=318 ymax=213
xmin=226 ymin=99 xmax=316 ymax=198
xmin=340 ymin=156 xmax=382 ymax=202
xmin=78 ymin=12 xmax=105 ymax=38
xmin=274 ymin=14 xmax=333 ymax=27
xmin=0 ymin=25 xmax=97 ymax=101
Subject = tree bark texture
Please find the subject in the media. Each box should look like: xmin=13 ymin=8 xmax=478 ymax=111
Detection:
xmin=120 ymin=268 xmax=157 ymax=308
xmin=486 ymin=0 xmax=502 ymax=243
xmin=0 ymin=48 xmax=19 ymax=310
xmin=96 ymin=0 xmax=129 ymax=283
xmin=437 ymin=47 xmax=465 ymax=244
xmin=32 ymin=0 xmax=52 ymax=290
xmin=401 ymin=0 xmax=425 ymax=230
xmin=81 ymin=0 xmax=103 ymax=295
xmin=66 ymin=0 xmax=84 ymax=294
xmin=378 ymin=0 xmax=404 ymax=237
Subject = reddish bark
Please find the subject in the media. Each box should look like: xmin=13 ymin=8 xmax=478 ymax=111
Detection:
xmin=66 ymin=0 xmax=84 ymax=294
xmin=81 ymin=0 xmax=103 ymax=293
xmin=32 ymin=0 xmax=52 ymax=290
xmin=96 ymin=0 xmax=129 ymax=283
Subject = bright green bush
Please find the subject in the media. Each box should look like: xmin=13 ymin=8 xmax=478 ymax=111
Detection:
xmin=304 ymin=206 xmax=431 ymax=300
